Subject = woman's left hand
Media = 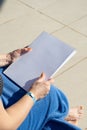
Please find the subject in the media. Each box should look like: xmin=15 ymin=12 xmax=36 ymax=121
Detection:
xmin=8 ymin=47 xmax=32 ymax=63
xmin=0 ymin=47 xmax=32 ymax=67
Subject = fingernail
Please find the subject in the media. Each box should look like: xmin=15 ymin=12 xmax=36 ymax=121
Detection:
xmin=25 ymin=47 xmax=32 ymax=51
xmin=29 ymin=48 xmax=32 ymax=51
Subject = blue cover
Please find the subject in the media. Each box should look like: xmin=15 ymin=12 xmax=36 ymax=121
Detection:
xmin=0 ymin=67 xmax=81 ymax=130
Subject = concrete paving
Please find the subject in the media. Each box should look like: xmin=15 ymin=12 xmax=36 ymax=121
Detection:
xmin=0 ymin=0 xmax=87 ymax=129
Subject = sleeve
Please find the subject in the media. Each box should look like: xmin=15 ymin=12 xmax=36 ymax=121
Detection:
xmin=0 ymin=75 xmax=3 ymax=96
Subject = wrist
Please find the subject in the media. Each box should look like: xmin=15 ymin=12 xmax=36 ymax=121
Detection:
xmin=29 ymin=88 xmax=39 ymax=100
xmin=0 ymin=54 xmax=11 ymax=67
xmin=26 ymin=91 xmax=37 ymax=103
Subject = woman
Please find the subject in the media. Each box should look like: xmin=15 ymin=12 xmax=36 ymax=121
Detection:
xmin=0 ymin=47 xmax=83 ymax=130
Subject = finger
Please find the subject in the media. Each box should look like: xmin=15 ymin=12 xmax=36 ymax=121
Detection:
xmin=22 ymin=48 xmax=32 ymax=52
xmin=15 ymin=49 xmax=21 ymax=54
xmin=20 ymin=48 xmax=32 ymax=55
xmin=46 ymin=78 xmax=54 ymax=84
xmin=37 ymin=72 xmax=46 ymax=82
xmin=24 ymin=47 xmax=32 ymax=51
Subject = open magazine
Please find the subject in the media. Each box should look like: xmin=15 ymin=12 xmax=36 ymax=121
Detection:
xmin=3 ymin=32 xmax=76 ymax=91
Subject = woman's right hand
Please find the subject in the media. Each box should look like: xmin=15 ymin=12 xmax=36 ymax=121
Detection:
xmin=30 ymin=73 xmax=54 ymax=100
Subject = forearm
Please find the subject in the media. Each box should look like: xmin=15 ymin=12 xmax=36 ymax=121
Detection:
xmin=0 ymin=71 xmax=52 ymax=130
xmin=0 ymin=94 xmax=34 ymax=130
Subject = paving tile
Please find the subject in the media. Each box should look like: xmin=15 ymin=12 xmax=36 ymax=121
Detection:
xmin=69 ymin=16 xmax=87 ymax=37
xmin=51 ymin=27 xmax=87 ymax=77
xmin=0 ymin=7 xmax=63 ymax=53
xmin=0 ymin=0 xmax=30 ymax=24
xmin=18 ymin=0 xmax=57 ymax=10
xmin=54 ymin=60 xmax=87 ymax=129
xmin=41 ymin=0 xmax=87 ymax=24
xmin=0 ymin=0 xmax=87 ymax=129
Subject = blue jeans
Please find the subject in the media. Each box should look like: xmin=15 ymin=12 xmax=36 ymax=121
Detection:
xmin=0 ymin=67 xmax=81 ymax=130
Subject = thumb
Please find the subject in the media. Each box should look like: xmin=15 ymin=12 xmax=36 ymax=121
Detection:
xmin=38 ymin=72 xmax=46 ymax=82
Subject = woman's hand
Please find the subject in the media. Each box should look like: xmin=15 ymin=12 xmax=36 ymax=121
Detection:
xmin=0 ymin=47 xmax=32 ymax=67
xmin=30 ymin=73 xmax=54 ymax=100
xmin=8 ymin=47 xmax=32 ymax=63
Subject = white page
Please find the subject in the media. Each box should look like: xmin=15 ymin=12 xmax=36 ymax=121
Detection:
xmin=4 ymin=32 xmax=76 ymax=91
